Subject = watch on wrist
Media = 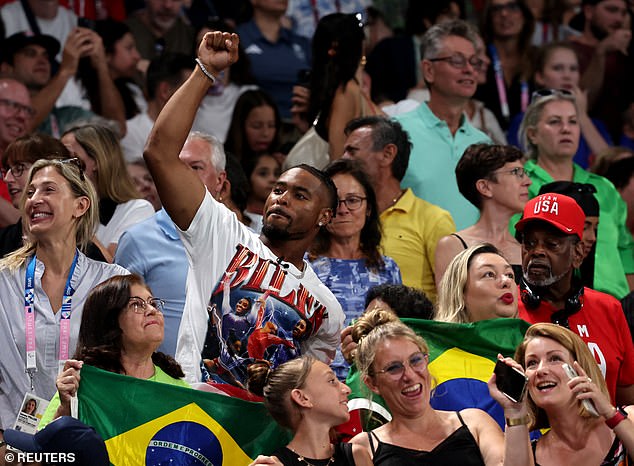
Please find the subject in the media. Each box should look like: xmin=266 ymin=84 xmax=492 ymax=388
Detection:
xmin=605 ymin=406 xmax=628 ymax=429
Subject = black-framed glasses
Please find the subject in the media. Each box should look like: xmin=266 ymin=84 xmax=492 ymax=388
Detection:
xmin=0 ymin=98 xmax=35 ymax=118
xmin=376 ymin=352 xmax=428 ymax=379
xmin=55 ymin=158 xmax=86 ymax=181
xmin=337 ymin=195 xmax=367 ymax=211
xmin=490 ymin=1 xmax=521 ymax=14
xmin=493 ymin=167 xmax=527 ymax=179
xmin=0 ymin=162 xmax=31 ymax=179
xmin=531 ymin=88 xmax=573 ymax=103
xmin=429 ymin=53 xmax=484 ymax=71
xmin=127 ymin=296 xmax=165 ymax=314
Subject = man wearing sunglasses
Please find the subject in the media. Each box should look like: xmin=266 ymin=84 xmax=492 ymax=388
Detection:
xmin=394 ymin=19 xmax=491 ymax=231
xmin=515 ymin=192 xmax=634 ymax=406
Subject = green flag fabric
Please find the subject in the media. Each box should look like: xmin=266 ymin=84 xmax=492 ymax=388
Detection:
xmin=346 ymin=318 xmax=530 ymax=429
xmin=78 ymin=365 xmax=291 ymax=465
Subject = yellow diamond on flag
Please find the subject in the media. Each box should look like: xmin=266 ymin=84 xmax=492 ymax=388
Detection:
xmin=105 ymin=402 xmax=253 ymax=466
xmin=429 ymin=346 xmax=495 ymax=386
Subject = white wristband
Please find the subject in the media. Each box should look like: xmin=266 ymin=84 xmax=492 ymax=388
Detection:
xmin=195 ymin=58 xmax=216 ymax=84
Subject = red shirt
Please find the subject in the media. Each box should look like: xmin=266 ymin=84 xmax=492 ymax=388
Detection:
xmin=519 ymin=286 xmax=634 ymax=403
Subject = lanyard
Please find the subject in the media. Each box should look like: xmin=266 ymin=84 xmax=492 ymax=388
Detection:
xmin=488 ymin=44 xmax=529 ymax=120
xmin=24 ymin=250 xmax=79 ymax=389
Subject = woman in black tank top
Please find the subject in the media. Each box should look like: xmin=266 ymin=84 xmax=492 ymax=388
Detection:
xmin=246 ymin=356 xmax=372 ymax=466
xmin=347 ymin=308 xmax=533 ymax=466
xmin=435 ymin=144 xmax=530 ymax=288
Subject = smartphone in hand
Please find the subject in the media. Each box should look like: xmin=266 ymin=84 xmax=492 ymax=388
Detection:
xmin=494 ymin=359 xmax=528 ymax=403
xmin=561 ymin=363 xmax=600 ymax=417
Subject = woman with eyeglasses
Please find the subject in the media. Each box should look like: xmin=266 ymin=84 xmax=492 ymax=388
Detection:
xmin=0 ymin=159 xmax=128 ymax=432
xmin=476 ymin=0 xmax=536 ymax=131
xmin=308 ymin=159 xmax=401 ymax=381
xmin=61 ymin=123 xmax=154 ymax=261
xmin=348 ymin=308 xmax=533 ymax=465
xmin=435 ymin=144 xmax=531 ymax=286
xmin=38 ymin=274 xmax=189 ymax=428
xmin=247 ymin=356 xmax=373 ymax=466
xmin=518 ymin=88 xmax=634 ymax=299
xmin=515 ymin=323 xmax=634 ymax=466
xmin=507 ymin=42 xmax=611 ymax=169
xmin=285 ymin=13 xmax=383 ymax=169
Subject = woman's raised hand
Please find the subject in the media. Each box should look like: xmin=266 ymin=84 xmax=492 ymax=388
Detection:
xmin=56 ymin=359 xmax=83 ymax=415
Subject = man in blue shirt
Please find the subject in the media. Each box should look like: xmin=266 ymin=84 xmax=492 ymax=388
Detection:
xmin=237 ymin=0 xmax=311 ymax=120
xmin=115 ymin=132 xmax=227 ymax=356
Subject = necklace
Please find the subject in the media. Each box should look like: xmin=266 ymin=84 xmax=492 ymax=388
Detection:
xmin=288 ymin=447 xmax=335 ymax=466
xmin=389 ymin=189 xmax=405 ymax=207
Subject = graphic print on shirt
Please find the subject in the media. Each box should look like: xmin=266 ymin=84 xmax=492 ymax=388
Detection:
xmin=201 ymin=244 xmax=329 ymax=388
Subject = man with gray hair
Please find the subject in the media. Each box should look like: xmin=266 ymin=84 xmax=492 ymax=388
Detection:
xmin=115 ymin=131 xmax=227 ymax=356
xmin=395 ymin=19 xmax=490 ymax=230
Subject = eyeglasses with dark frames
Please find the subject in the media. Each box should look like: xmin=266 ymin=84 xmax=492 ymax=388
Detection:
xmin=337 ymin=195 xmax=367 ymax=211
xmin=127 ymin=296 xmax=165 ymax=314
xmin=0 ymin=98 xmax=36 ymax=118
xmin=0 ymin=162 xmax=31 ymax=179
xmin=375 ymin=352 xmax=429 ymax=379
xmin=492 ymin=167 xmax=527 ymax=179
xmin=428 ymin=53 xmax=485 ymax=71
xmin=531 ymin=88 xmax=574 ymax=103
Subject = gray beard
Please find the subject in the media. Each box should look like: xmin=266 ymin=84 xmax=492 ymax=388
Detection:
xmin=523 ymin=269 xmax=568 ymax=287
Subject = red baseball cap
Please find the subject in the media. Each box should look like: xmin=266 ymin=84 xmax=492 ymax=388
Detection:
xmin=515 ymin=193 xmax=584 ymax=240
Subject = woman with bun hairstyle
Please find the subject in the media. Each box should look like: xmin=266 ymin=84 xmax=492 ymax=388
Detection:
xmin=247 ymin=357 xmax=372 ymax=466
xmin=348 ymin=308 xmax=533 ymax=465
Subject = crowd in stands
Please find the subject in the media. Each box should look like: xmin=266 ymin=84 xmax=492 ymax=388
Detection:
xmin=1 ymin=0 xmax=634 ymax=464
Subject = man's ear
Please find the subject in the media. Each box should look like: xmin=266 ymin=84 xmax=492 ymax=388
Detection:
xmin=421 ymin=59 xmax=434 ymax=86
xmin=571 ymin=239 xmax=585 ymax=269
xmin=318 ymin=208 xmax=334 ymax=226
xmin=381 ymin=143 xmax=397 ymax=168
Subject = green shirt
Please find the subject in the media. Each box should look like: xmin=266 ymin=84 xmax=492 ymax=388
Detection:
xmin=395 ymin=102 xmax=491 ymax=230
xmin=512 ymin=160 xmax=634 ymax=299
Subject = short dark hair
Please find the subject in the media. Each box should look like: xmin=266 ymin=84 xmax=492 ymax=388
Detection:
xmin=364 ymin=284 xmax=434 ymax=320
xmin=456 ymin=143 xmax=524 ymax=209
xmin=146 ymin=53 xmax=193 ymax=100
xmin=344 ymin=116 xmax=412 ymax=181
xmin=290 ymin=164 xmax=339 ymax=214
xmin=2 ymin=133 xmax=70 ymax=169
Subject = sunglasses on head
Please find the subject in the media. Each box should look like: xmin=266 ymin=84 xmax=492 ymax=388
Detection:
xmin=531 ymin=88 xmax=574 ymax=103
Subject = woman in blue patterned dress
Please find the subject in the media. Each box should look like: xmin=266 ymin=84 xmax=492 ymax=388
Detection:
xmin=308 ymin=159 xmax=401 ymax=380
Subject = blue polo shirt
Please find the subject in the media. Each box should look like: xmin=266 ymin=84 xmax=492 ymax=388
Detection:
xmin=394 ymin=102 xmax=491 ymax=230
xmin=237 ymin=20 xmax=311 ymax=120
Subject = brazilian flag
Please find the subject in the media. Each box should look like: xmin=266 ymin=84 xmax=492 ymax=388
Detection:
xmin=78 ymin=365 xmax=291 ymax=465
xmin=346 ymin=318 xmax=530 ymax=430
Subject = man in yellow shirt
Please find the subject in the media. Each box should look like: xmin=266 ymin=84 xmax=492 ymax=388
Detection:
xmin=342 ymin=115 xmax=456 ymax=301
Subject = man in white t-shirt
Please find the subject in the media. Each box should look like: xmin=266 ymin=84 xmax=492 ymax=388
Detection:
xmin=144 ymin=31 xmax=344 ymax=386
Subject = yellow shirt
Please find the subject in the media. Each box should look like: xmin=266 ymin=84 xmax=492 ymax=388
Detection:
xmin=380 ymin=188 xmax=456 ymax=302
